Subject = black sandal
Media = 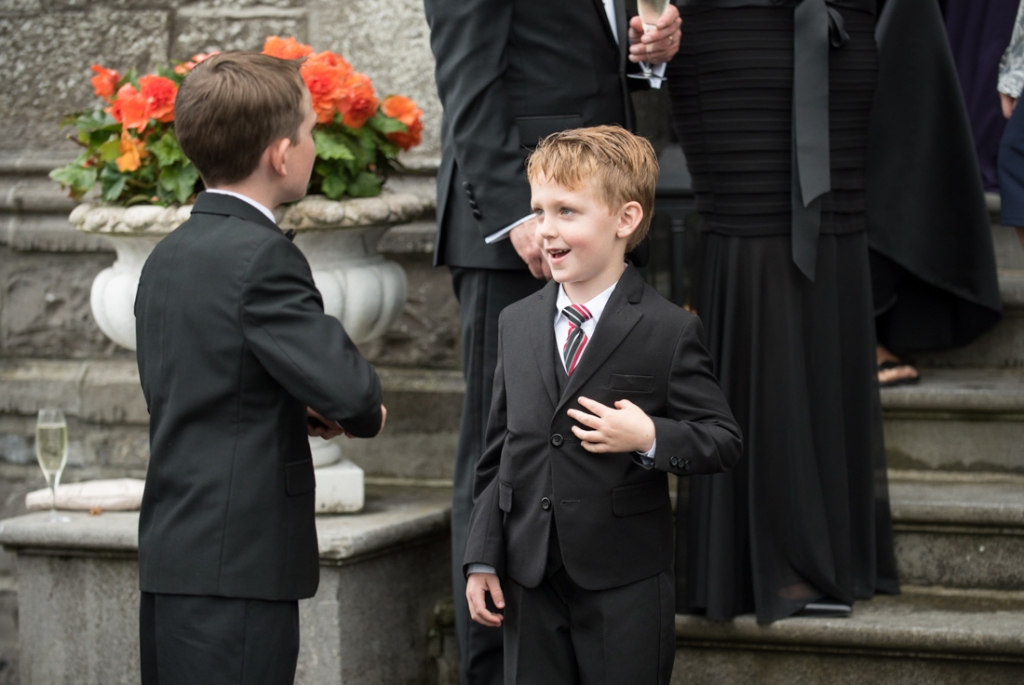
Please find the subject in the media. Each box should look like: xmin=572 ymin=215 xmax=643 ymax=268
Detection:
xmin=878 ymin=360 xmax=920 ymax=388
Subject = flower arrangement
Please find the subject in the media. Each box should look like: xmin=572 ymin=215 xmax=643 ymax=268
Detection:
xmin=51 ymin=37 xmax=424 ymax=206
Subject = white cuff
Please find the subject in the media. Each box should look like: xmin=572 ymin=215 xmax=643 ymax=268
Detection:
xmin=633 ymin=438 xmax=656 ymax=469
xmin=467 ymin=563 xmax=497 ymax=576
xmin=484 ymin=214 xmax=535 ymax=244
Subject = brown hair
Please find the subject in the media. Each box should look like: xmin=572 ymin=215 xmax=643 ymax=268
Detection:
xmin=174 ymin=52 xmax=308 ymax=187
xmin=525 ymin=125 xmax=658 ymax=250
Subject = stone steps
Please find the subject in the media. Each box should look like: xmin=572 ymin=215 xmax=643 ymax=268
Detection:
xmin=890 ymin=472 xmax=1024 ymax=591
xmin=880 ymin=368 xmax=1024 ymax=473
xmin=673 ymin=587 xmax=1024 ymax=685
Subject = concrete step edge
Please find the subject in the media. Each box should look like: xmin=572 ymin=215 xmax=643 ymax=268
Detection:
xmin=880 ymin=368 xmax=1024 ymax=414
xmin=888 ymin=471 xmax=1024 ymax=529
xmin=676 ymin=587 xmax=1024 ymax=661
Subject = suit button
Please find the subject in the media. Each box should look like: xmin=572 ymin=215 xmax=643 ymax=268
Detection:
xmin=682 ymin=460 xmax=691 ymax=471
xmin=469 ymin=199 xmax=479 ymax=209
xmin=541 ymin=497 xmax=551 ymax=511
xmin=463 ymin=181 xmax=473 ymax=191
xmin=670 ymin=457 xmax=679 ymax=467
xmin=551 ymin=434 xmax=564 ymax=447
xmin=472 ymin=210 xmax=483 ymax=219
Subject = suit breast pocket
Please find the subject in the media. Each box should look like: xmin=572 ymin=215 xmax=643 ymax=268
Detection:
xmin=608 ymin=374 xmax=654 ymax=394
xmin=285 ymin=459 xmax=316 ymax=497
xmin=498 ymin=480 xmax=513 ymax=513
xmin=515 ymin=115 xmax=583 ymax=149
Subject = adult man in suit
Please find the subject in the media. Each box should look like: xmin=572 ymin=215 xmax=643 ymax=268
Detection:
xmin=422 ymin=2 xmax=683 ymax=682
xmin=135 ymin=53 xmax=384 ymax=684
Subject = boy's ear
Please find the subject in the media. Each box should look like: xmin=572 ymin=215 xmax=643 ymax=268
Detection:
xmin=266 ymin=138 xmax=292 ymax=178
xmin=615 ymin=201 xmax=644 ymax=241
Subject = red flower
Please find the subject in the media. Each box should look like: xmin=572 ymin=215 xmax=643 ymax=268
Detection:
xmin=139 ymin=75 xmax=178 ymax=123
xmin=90 ymin=65 xmax=120 ymax=101
xmin=339 ymin=73 xmax=378 ymax=129
xmin=108 ymin=84 xmax=150 ymax=131
xmin=381 ymin=95 xmax=423 ymax=150
xmin=300 ymin=51 xmax=354 ymax=124
xmin=262 ymin=36 xmax=314 ymax=60
xmin=174 ymin=52 xmax=218 ymax=76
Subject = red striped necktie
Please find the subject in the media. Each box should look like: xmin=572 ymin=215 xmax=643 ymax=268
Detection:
xmin=562 ymin=304 xmax=593 ymax=375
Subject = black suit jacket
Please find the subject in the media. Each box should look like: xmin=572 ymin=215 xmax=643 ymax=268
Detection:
xmin=425 ymin=0 xmax=639 ymax=269
xmin=464 ymin=267 xmax=742 ymax=590
xmin=135 ymin=192 xmax=383 ymax=601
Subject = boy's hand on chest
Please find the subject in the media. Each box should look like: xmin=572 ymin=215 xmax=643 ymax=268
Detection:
xmin=566 ymin=396 xmax=656 ymax=454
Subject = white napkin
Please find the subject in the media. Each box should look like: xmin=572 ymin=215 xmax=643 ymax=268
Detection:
xmin=26 ymin=479 xmax=145 ymax=512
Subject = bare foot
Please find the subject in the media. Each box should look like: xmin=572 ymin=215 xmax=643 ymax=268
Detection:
xmin=877 ymin=344 xmax=919 ymax=387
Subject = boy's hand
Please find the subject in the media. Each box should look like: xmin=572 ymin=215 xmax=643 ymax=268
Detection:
xmin=466 ymin=572 xmax=505 ymax=627
xmin=306 ymin=407 xmax=349 ymax=439
xmin=567 ymin=397 xmax=656 ymax=454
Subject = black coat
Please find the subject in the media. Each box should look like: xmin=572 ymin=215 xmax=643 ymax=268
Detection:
xmin=424 ymin=0 xmax=638 ymax=270
xmin=866 ymin=0 xmax=1002 ymax=351
xmin=135 ymin=192 xmax=382 ymax=601
xmin=464 ymin=267 xmax=742 ymax=590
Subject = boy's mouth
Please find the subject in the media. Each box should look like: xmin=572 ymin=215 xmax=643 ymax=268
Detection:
xmin=547 ymin=248 xmax=570 ymax=262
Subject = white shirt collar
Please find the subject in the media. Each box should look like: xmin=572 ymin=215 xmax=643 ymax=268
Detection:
xmin=602 ymin=0 xmax=619 ymax=44
xmin=205 ymin=189 xmax=277 ymax=225
xmin=555 ymin=279 xmax=618 ymax=326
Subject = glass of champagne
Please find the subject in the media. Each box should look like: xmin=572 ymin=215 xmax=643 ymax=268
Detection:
xmin=35 ymin=409 xmax=70 ymax=522
xmin=629 ymin=0 xmax=670 ymax=81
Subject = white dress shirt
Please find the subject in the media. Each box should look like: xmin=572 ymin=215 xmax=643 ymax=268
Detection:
xmin=205 ymin=189 xmax=277 ymax=225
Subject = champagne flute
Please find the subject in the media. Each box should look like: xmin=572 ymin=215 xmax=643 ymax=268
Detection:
xmin=35 ymin=409 xmax=70 ymax=522
xmin=629 ymin=0 xmax=670 ymax=81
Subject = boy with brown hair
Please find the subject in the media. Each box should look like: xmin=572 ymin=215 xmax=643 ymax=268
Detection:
xmin=135 ymin=52 xmax=385 ymax=685
xmin=463 ymin=126 xmax=742 ymax=684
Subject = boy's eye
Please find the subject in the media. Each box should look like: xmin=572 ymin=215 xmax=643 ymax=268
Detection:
xmin=533 ymin=209 xmax=543 ymax=218
xmin=559 ymin=207 xmax=574 ymax=216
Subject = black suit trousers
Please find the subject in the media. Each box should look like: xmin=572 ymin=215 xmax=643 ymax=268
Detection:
xmin=504 ymin=565 xmax=676 ymax=685
xmin=140 ymin=592 xmax=299 ymax=685
xmin=450 ymin=267 xmax=543 ymax=685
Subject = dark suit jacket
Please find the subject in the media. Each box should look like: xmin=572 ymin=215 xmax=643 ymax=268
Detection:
xmin=135 ymin=192 xmax=383 ymax=601
xmin=464 ymin=267 xmax=742 ymax=590
xmin=425 ymin=0 xmax=639 ymax=270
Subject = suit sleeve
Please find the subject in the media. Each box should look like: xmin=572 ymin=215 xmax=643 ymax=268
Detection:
xmin=650 ymin=315 xmax=743 ymax=475
xmin=462 ymin=316 xmax=510 ymax=576
xmin=240 ymin=237 xmax=383 ymax=437
xmin=424 ymin=0 xmax=533 ymax=239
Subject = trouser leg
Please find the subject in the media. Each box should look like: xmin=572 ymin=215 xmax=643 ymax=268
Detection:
xmin=449 ymin=266 xmax=543 ymax=685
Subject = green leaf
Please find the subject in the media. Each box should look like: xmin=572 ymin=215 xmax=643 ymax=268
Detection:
xmin=347 ymin=171 xmax=381 ymax=198
xmin=158 ymin=162 xmax=200 ymax=204
xmin=49 ymin=164 xmax=97 ymax=198
xmin=150 ymin=132 xmax=185 ymax=167
xmin=98 ymin=139 xmax=121 ymax=163
xmin=313 ymin=129 xmax=356 ymax=161
xmin=100 ymin=165 xmax=130 ymax=202
xmin=75 ymin=110 xmax=118 ymax=135
xmin=321 ymin=175 xmax=348 ymax=200
xmin=368 ymin=112 xmax=407 ymax=135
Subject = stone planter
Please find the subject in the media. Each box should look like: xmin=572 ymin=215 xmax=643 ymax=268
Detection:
xmin=70 ymin=190 xmax=433 ymax=513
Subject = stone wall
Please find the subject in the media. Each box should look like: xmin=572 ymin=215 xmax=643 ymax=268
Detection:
xmin=0 ymin=0 xmax=442 ymax=162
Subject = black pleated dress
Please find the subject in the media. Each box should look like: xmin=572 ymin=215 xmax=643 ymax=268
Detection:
xmin=667 ymin=4 xmax=901 ymax=625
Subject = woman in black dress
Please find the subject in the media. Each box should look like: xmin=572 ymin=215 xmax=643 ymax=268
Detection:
xmin=667 ymin=0 xmax=900 ymax=624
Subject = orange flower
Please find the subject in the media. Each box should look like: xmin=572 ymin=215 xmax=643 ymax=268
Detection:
xmin=263 ymin=36 xmax=314 ymax=60
xmin=115 ymin=130 xmax=147 ymax=173
xmin=381 ymin=95 xmax=423 ymax=150
xmin=300 ymin=51 xmax=353 ymax=124
xmin=108 ymin=84 xmax=151 ymax=131
xmin=90 ymin=65 xmax=120 ymax=101
xmin=139 ymin=75 xmax=178 ymax=123
xmin=338 ymin=73 xmax=379 ymax=129
xmin=174 ymin=51 xmax=218 ymax=75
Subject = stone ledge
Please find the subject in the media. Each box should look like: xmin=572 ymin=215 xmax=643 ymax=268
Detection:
xmin=881 ymin=369 xmax=1024 ymax=414
xmin=0 ymin=484 xmax=451 ymax=564
xmin=676 ymin=589 xmax=1024 ymax=661
xmin=889 ymin=477 xmax=1024 ymax=528
xmin=2 ymin=216 xmax=112 ymax=252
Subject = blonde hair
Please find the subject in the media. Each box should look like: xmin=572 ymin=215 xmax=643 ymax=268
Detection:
xmin=525 ymin=126 xmax=658 ymax=250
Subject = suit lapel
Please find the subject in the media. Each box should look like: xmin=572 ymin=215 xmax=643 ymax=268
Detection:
xmin=556 ymin=267 xmax=645 ymax=412
xmin=591 ymin=0 xmax=620 ymax=52
xmin=526 ymin=281 xmax=561 ymax=409
xmin=615 ymin=0 xmax=630 ymax=71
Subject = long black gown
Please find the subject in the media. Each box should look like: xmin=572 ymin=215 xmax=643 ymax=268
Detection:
xmin=667 ymin=2 xmax=901 ymax=625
